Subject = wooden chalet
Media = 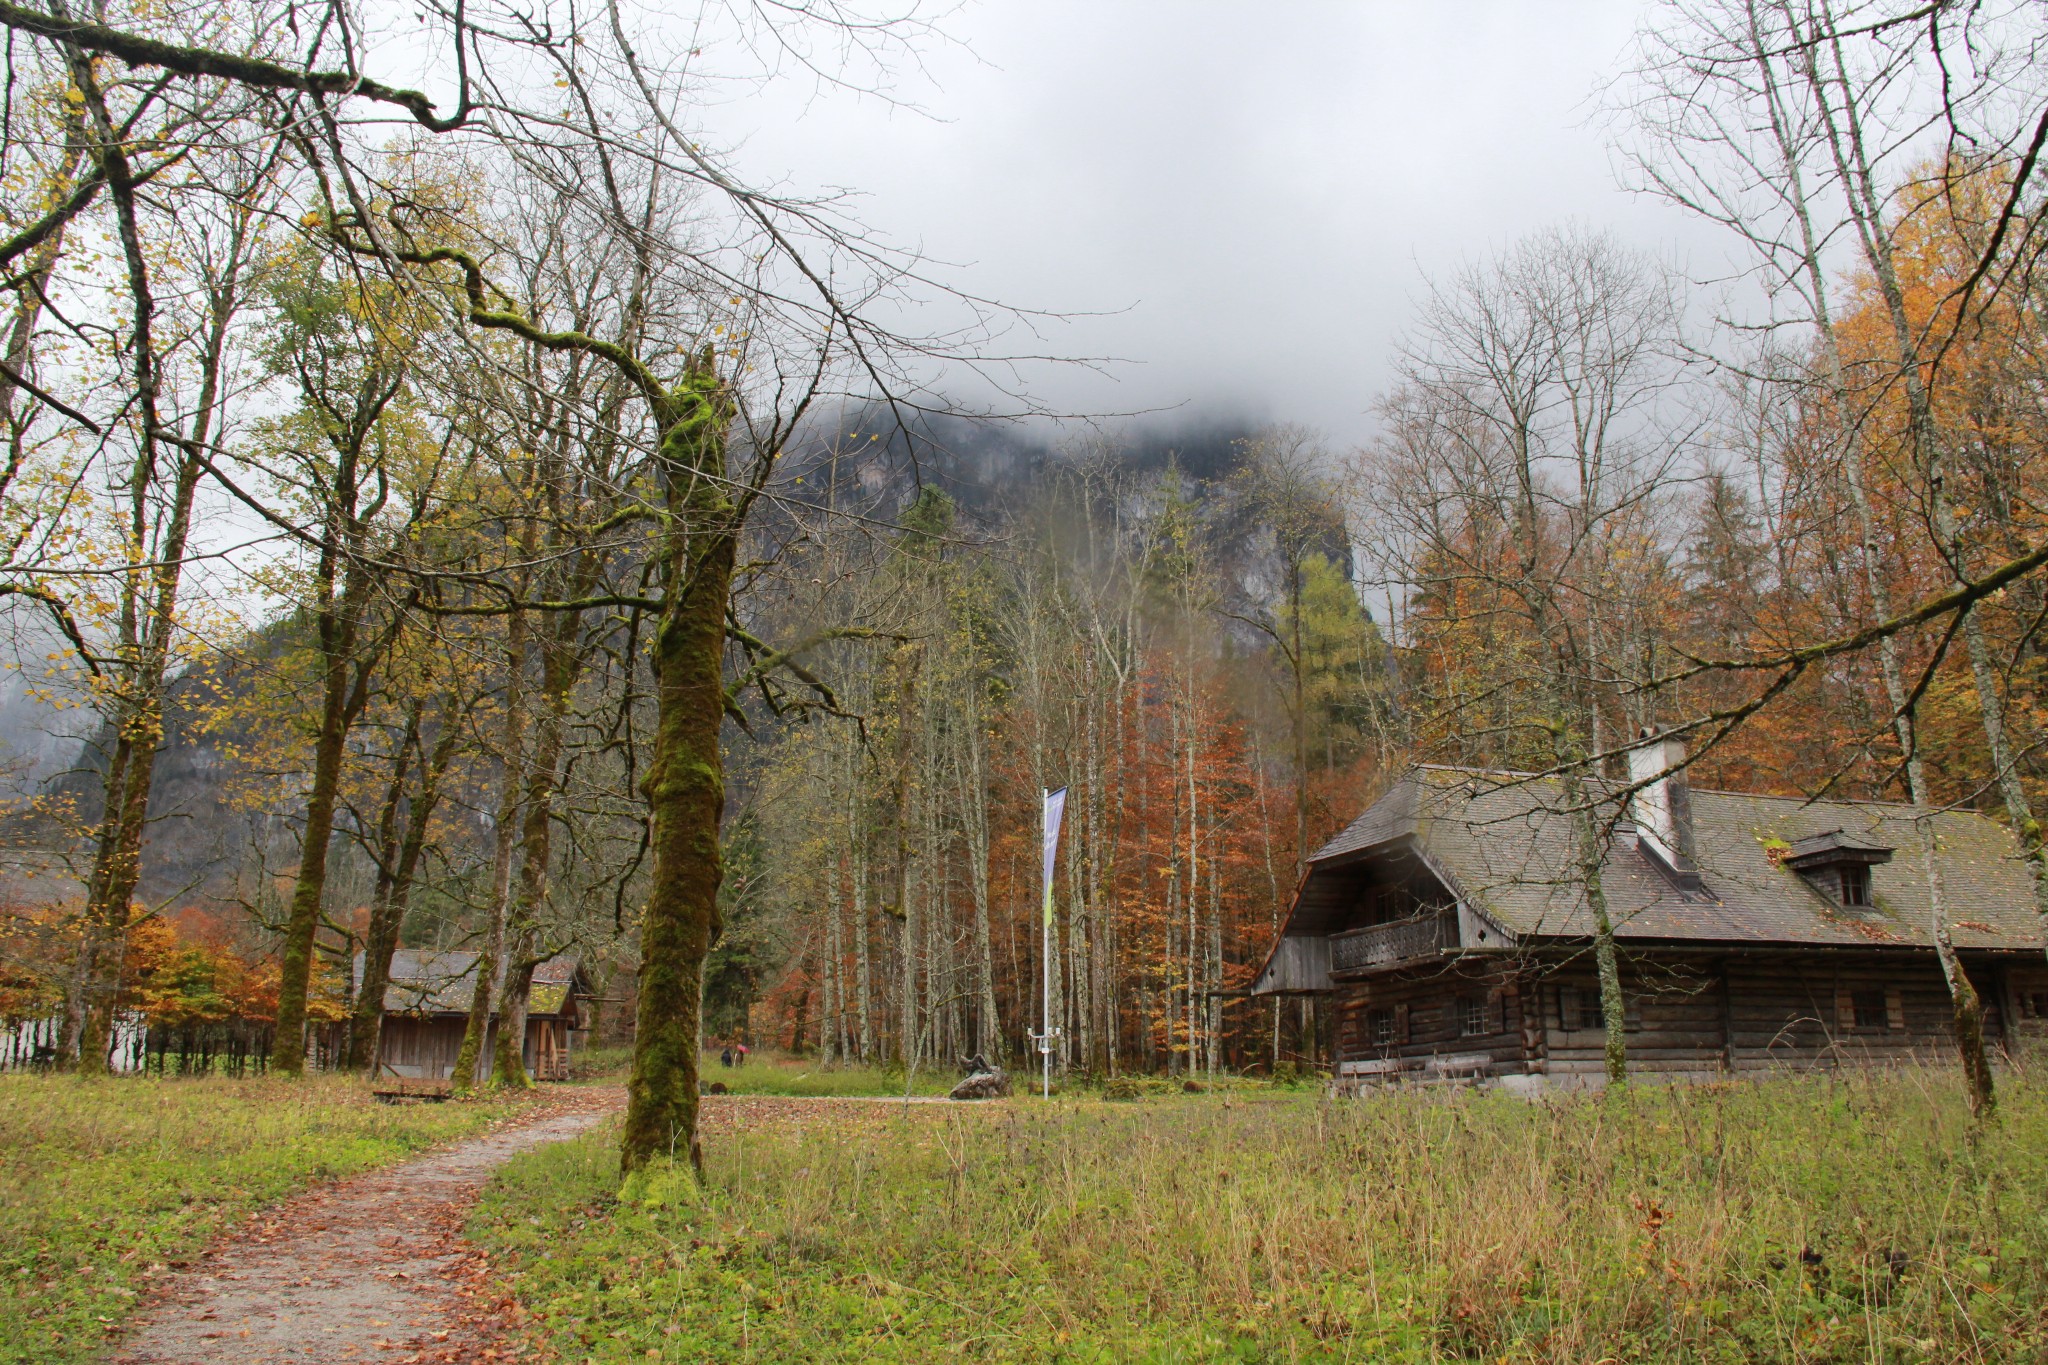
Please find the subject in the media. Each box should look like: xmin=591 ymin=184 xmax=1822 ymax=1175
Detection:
xmin=358 ymin=950 xmax=593 ymax=1083
xmin=1252 ymin=739 xmax=2048 ymax=1091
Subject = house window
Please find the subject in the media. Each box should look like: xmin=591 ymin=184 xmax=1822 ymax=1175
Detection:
xmin=1561 ymin=986 xmax=1604 ymax=1031
xmin=1459 ymin=995 xmax=1489 ymax=1037
xmin=1839 ymin=865 xmax=1872 ymax=907
xmin=2027 ymin=992 xmax=2048 ymax=1020
xmin=1851 ymin=989 xmax=1887 ymax=1030
xmin=1368 ymin=1008 xmax=1397 ymax=1047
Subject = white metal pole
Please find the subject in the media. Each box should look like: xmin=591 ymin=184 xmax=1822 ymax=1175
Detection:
xmin=1042 ymin=787 xmax=1052 ymax=1101
xmin=1037 ymin=786 xmax=1065 ymax=1100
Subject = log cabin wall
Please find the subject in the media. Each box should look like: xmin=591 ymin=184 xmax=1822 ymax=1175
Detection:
xmin=1537 ymin=958 xmax=1731 ymax=1080
xmin=2009 ymin=962 xmax=2048 ymax=1051
xmin=1722 ymin=954 xmax=2000 ymax=1074
xmin=1334 ymin=961 xmax=1536 ymax=1078
xmin=1335 ymin=951 xmax=2048 ymax=1087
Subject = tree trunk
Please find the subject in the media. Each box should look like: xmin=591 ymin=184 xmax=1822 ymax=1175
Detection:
xmin=822 ymin=858 xmax=843 ymax=1065
xmin=963 ymin=685 xmax=1001 ymax=1060
xmin=269 ymin=642 xmax=359 ymax=1075
xmin=346 ymin=709 xmax=418 ymax=1071
xmin=350 ymin=698 xmax=463 ymax=1069
xmin=492 ymin=611 xmax=581 ymax=1088
xmin=64 ymin=106 xmax=243 ymax=1066
xmin=620 ymin=357 xmax=735 ymax=1176
xmin=1790 ymin=4 xmax=1997 ymax=1119
xmin=853 ymin=795 xmax=873 ymax=1063
xmin=454 ymin=615 xmax=530 ymax=1093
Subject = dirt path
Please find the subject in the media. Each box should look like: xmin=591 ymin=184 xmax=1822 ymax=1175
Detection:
xmin=110 ymin=1089 xmax=623 ymax=1365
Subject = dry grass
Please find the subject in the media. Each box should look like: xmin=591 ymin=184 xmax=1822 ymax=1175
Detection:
xmin=472 ymin=1066 xmax=2048 ymax=1363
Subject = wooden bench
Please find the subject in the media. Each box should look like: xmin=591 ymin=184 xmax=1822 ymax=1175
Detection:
xmin=1424 ymin=1051 xmax=1494 ymax=1082
xmin=1332 ymin=1056 xmax=1412 ymax=1096
xmin=371 ymin=1063 xmax=453 ymax=1103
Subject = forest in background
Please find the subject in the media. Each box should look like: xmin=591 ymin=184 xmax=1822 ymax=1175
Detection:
xmin=0 ymin=0 xmax=2042 ymax=1169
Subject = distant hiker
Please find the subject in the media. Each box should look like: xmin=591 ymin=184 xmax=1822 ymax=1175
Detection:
xmin=720 ymin=1046 xmax=734 ymax=1068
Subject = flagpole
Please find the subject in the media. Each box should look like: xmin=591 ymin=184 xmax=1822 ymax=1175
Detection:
xmin=1042 ymin=787 xmax=1053 ymax=1101
xmin=1035 ymin=786 xmax=1066 ymax=1101
xmin=1043 ymin=844 xmax=1052 ymax=1101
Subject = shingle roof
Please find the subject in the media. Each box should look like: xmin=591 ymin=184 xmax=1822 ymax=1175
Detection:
xmin=1301 ymin=766 xmax=2043 ymax=951
xmin=352 ymin=950 xmax=586 ymax=1016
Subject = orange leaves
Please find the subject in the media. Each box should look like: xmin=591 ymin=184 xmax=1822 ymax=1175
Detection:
xmin=118 ymin=912 xmax=292 ymax=1027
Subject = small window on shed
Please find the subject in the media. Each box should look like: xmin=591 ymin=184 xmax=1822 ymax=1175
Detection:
xmin=1851 ymin=988 xmax=1887 ymax=1030
xmin=1458 ymin=995 xmax=1489 ymax=1037
xmin=1368 ymin=1008 xmax=1397 ymax=1047
xmin=1839 ymin=865 xmax=1873 ymax=907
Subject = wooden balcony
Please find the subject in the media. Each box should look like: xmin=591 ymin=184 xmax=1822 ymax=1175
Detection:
xmin=1330 ymin=910 xmax=1454 ymax=973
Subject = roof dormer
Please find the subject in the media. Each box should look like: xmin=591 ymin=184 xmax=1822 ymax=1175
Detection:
xmin=1782 ymin=829 xmax=1893 ymax=909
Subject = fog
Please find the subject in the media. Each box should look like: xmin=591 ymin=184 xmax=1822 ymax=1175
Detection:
xmin=691 ymin=1 xmax=1734 ymax=445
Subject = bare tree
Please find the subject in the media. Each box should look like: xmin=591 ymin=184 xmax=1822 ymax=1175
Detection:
xmin=1612 ymin=0 xmax=2048 ymax=1116
xmin=1359 ymin=227 xmax=1698 ymax=1085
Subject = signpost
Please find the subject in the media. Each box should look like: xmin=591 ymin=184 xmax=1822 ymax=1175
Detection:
xmin=1029 ymin=786 xmax=1067 ymax=1099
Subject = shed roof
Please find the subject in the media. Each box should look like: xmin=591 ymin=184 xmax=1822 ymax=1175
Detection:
xmin=1291 ymin=766 xmax=2043 ymax=952
xmin=354 ymin=950 xmax=587 ymax=1017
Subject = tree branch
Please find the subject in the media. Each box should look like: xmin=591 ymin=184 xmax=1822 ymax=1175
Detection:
xmin=0 ymin=1 xmax=470 ymax=130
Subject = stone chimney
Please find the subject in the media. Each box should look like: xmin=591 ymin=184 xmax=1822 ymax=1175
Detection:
xmin=1627 ymin=729 xmax=1699 ymax=888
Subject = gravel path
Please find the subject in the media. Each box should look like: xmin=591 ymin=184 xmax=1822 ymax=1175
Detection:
xmin=110 ymin=1091 xmax=622 ymax=1365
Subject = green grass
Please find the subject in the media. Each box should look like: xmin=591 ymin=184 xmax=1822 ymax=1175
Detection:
xmin=471 ymin=1068 xmax=2048 ymax=1363
xmin=571 ymin=1043 xmax=636 ymax=1081
xmin=574 ymin=1046 xmax=954 ymax=1097
xmin=0 ymin=1073 xmax=524 ymax=1364
xmin=703 ymin=1051 xmax=953 ymax=1098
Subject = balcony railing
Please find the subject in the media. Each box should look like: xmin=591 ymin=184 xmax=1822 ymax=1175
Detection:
xmin=1330 ymin=911 xmax=1454 ymax=973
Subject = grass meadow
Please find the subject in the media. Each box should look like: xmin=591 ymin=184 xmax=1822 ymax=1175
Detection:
xmin=471 ymin=1068 xmax=2048 ymax=1364
xmin=577 ymin=1044 xmax=956 ymax=1097
xmin=0 ymin=1073 xmax=524 ymax=1365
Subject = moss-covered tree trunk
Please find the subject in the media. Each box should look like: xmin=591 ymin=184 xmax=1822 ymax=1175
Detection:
xmin=1576 ymin=802 xmax=1628 ymax=1087
xmin=70 ymin=709 xmax=158 ymax=1071
xmin=269 ymin=626 xmax=360 ymax=1075
xmin=620 ymin=356 xmax=734 ymax=1175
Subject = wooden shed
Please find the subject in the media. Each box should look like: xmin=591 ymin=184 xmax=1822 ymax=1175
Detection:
xmin=358 ymin=950 xmax=593 ymax=1083
xmin=1253 ymin=743 xmax=2048 ymax=1092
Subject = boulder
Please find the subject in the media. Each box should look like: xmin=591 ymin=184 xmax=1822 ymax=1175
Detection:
xmin=949 ymin=1068 xmax=1011 ymax=1100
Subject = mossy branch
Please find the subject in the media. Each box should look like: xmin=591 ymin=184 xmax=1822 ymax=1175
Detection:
xmin=724 ymin=624 xmax=898 ymax=711
xmin=0 ymin=1 xmax=470 ymax=130
xmin=352 ymin=240 xmax=668 ymax=406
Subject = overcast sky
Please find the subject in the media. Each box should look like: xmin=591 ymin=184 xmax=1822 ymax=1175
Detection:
xmin=699 ymin=0 xmax=1731 ymax=448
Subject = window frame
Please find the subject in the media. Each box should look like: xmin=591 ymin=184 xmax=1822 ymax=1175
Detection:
xmin=1367 ymin=1007 xmax=1397 ymax=1048
xmin=1560 ymin=985 xmax=1604 ymax=1032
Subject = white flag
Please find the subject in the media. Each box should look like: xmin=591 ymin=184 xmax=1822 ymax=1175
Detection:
xmin=1042 ymin=787 xmax=1067 ymax=927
